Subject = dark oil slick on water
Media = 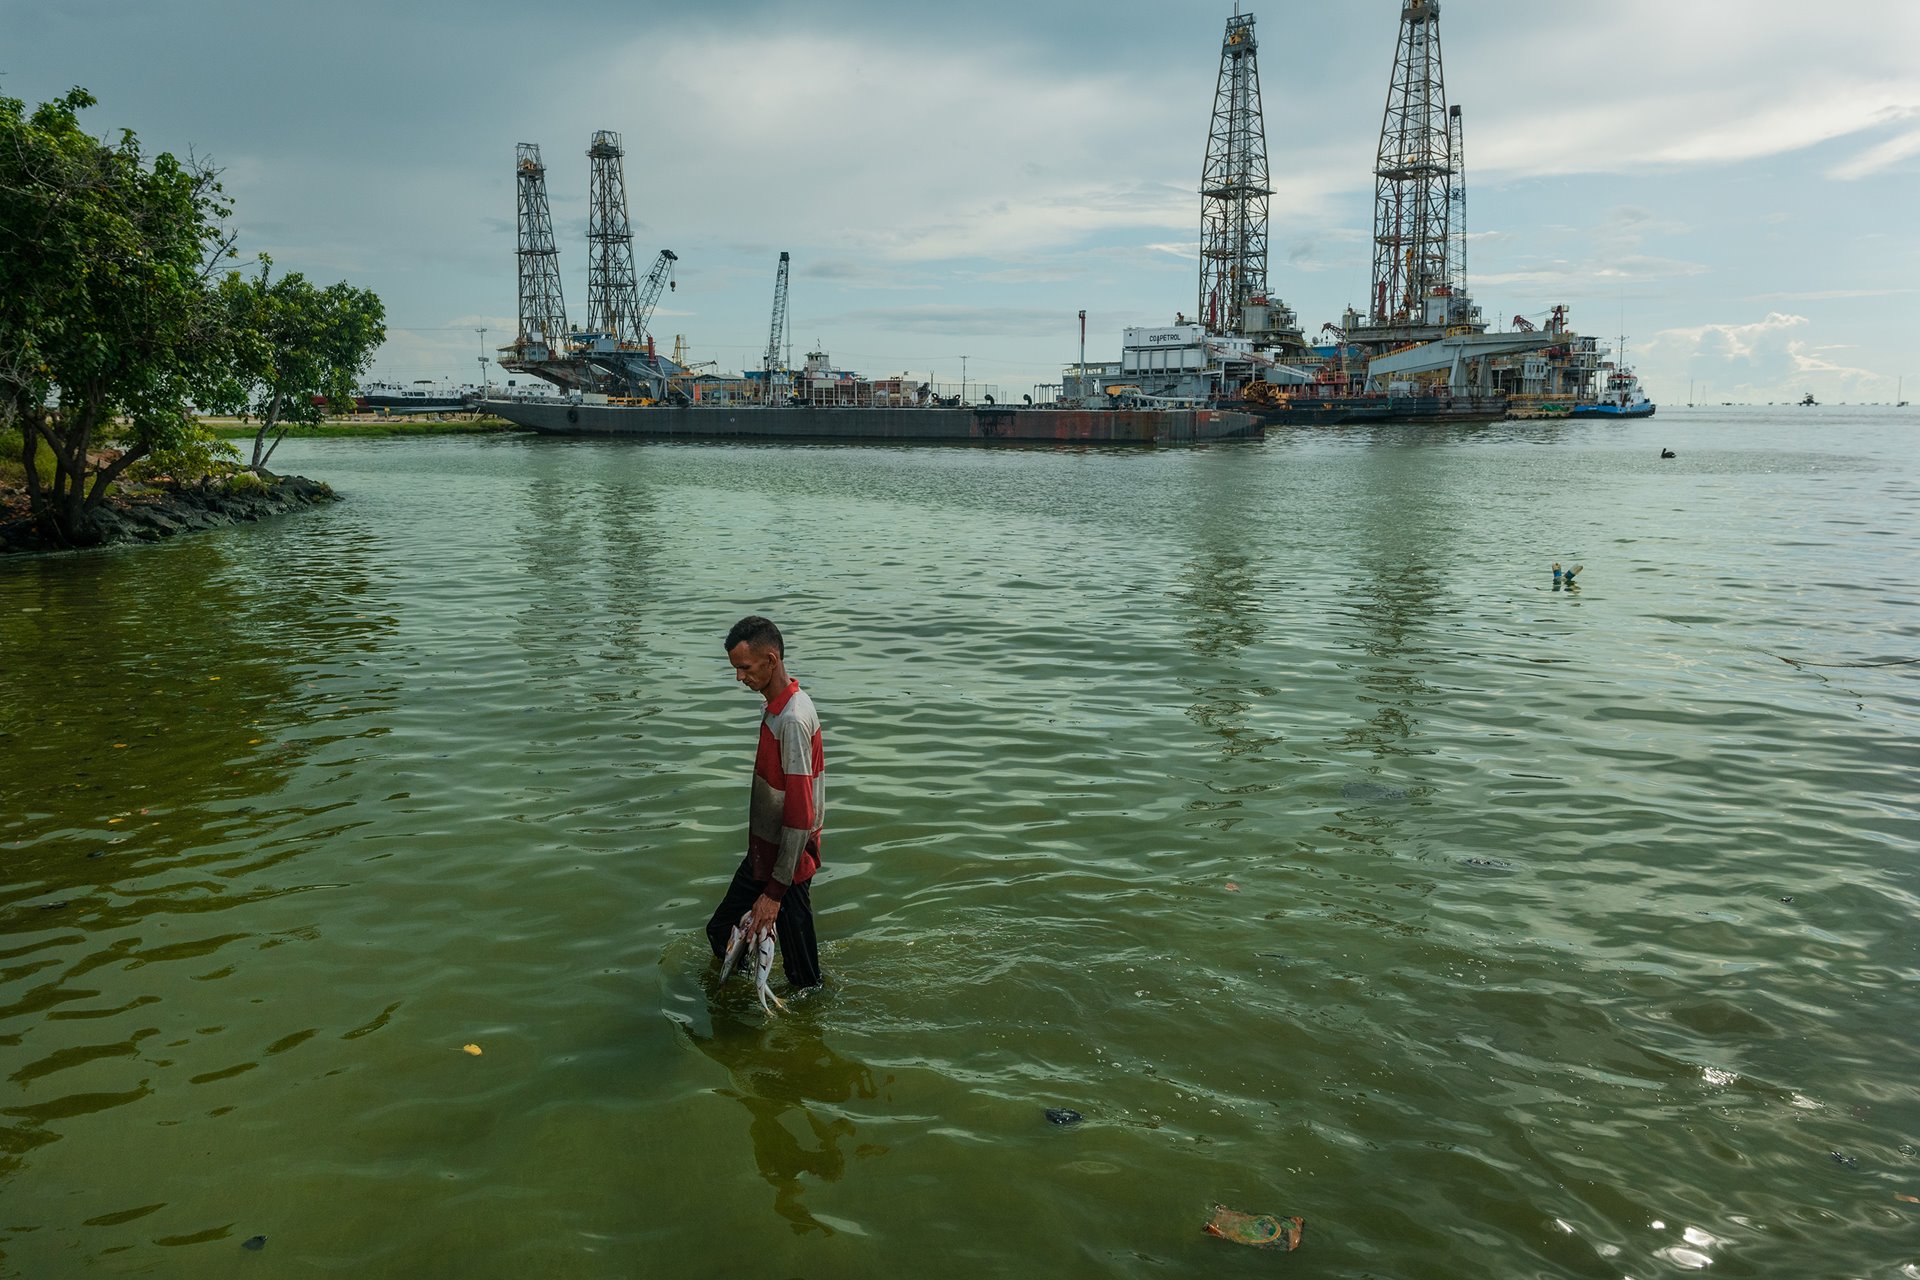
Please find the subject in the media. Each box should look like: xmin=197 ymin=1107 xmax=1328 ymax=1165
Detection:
xmin=2 ymin=409 xmax=1917 ymax=1278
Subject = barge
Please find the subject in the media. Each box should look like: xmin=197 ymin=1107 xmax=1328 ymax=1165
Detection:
xmin=483 ymin=398 xmax=1260 ymax=445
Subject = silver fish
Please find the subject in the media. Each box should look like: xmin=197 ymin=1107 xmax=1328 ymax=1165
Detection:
xmin=717 ymin=911 xmax=752 ymax=983
xmin=754 ymin=929 xmax=789 ymax=1015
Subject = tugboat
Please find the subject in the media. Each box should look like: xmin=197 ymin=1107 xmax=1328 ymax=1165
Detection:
xmin=1572 ymin=364 xmax=1655 ymax=419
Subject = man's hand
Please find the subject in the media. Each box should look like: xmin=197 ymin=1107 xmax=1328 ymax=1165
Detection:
xmin=749 ymin=892 xmax=781 ymax=940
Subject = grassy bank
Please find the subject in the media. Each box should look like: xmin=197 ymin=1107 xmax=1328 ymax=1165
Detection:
xmin=202 ymin=416 xmax=519 ymax=440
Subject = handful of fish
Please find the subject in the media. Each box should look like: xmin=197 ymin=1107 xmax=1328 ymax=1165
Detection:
xmin=717 ymin=911 xmax=788 ymax=1015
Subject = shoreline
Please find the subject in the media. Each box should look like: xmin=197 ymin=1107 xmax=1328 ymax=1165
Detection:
xmin=201 ymin=415 xmax=520 ymax=440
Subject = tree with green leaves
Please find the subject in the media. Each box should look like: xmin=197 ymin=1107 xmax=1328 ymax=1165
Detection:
xmin=216 ymin=257 xmax=385 ymax=473
xmin=0 ymin=88 xmax=238 ymax=547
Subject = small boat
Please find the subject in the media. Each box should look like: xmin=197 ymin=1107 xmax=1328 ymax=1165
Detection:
xmin=1572 ymin=366 xmax=1655 ymax=419
xmin=1799 ymin=393 xmax=1818 ymax=407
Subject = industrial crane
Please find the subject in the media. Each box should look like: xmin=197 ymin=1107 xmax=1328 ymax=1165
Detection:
xmin=634 ymin=249 xmax=677 ymax=347
xmin=764 ymin=251 xmax=790 ymax=406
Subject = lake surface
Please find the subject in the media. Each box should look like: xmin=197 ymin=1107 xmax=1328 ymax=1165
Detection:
xmin=3 ymin=408 xmax=1917 ymax=1278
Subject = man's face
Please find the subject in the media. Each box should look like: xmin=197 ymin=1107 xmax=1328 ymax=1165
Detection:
xmin=728 ymin=641 xmax=781 ymax=696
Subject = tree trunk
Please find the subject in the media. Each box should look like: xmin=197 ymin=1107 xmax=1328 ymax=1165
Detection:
xmin=250 ymin=393 xmax=283 ymax=471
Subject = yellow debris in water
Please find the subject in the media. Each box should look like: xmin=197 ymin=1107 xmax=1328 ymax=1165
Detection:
xmin=461 ymin=1043 xmax=483 ymax=1056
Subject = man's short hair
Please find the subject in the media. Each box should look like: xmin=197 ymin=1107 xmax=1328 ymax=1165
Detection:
xmin=725 ymin=615 xmax=784 ymax=656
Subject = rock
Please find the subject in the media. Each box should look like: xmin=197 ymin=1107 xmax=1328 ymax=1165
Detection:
xmin=1 ymin=473 xmax=339 ymax=556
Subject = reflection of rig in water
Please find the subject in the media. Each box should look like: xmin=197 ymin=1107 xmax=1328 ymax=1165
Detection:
xmin=1065 ymin=4 xmax=1606 ymax=424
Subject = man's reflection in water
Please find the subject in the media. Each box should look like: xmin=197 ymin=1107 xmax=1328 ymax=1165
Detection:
xmin=683 ymin=1012 xmax=885 ymax=1236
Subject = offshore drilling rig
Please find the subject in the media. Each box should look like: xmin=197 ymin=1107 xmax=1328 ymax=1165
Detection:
xmin=499 ymin=132 xmax=682 ymax=401
xmin=1073 ymin=2 xmax=1588 ymax=418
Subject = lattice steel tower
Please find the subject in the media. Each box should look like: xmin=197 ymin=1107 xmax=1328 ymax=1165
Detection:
xmin=1199 ymin=11 xmax=1294 ymax=342
xmin=1446 ymin=104 xmax=1467 ymax=303
xmin=514 ymin=144 xmax=569 ymax=357
xmin=1370 ymin=0 xmax=1454 ymax=326
xmin=764 ymin=251 xmax=790 ymax=405
xmin=586 ymin=130 xmax=643 ymax=344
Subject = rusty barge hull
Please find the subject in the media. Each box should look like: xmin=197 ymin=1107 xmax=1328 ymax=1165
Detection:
xmin=484 ymin=399 xmax=1260 ymax=444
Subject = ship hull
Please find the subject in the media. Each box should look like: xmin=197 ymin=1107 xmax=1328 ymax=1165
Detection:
xmin=1247 ymin=395 xmax=1509 ymax=427
xmin=484 ymin=399 xmax=1261 ymax=444
xmin=1569 ymin=403 xmax=1656 ymax=419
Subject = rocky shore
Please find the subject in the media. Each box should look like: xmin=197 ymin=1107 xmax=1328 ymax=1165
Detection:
xmin=0 ymin=473 xmax=338 ymax=555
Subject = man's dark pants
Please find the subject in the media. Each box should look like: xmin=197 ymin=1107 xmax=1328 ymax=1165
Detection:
xmin=705 ymin=856 xmax=822 ymax=988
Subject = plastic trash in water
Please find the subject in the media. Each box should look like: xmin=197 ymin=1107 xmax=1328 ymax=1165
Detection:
xmin=1204 ymin=1204 xmax=1303 ymax=1251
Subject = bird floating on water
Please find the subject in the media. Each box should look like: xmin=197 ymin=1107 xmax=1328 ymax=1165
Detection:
xmin=1661 ymin=448 xmax=1676 ymax=459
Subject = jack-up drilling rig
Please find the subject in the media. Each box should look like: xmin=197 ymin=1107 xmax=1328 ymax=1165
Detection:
xmin=503 ymin=132 xmax=679 ymax=400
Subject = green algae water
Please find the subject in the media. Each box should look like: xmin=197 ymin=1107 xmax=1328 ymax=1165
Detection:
xmin=3 ymin=408 xmax=1917 ymax=1278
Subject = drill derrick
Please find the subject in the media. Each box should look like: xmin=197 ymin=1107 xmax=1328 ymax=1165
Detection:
xmin=1370 ymin=0 xmax=1455 ymax=328
xmin=585 ymin=130 xmax=643 ymax=345
xmin=513 ymin=143 xmax=569 ymax=361
xmin=1197 ymin=11 xmax=1301 ymax=349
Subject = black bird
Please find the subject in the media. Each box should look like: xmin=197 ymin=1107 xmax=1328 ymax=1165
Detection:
xmin=1660 ymin=448 xmax=1676 ymax=459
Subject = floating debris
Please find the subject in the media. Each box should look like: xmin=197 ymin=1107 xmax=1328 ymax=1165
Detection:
xmin=1460 ymin=857 xmax=1512 ymax=871
xmin=1829 ymin=1151 xmax=1859 ymax=1170
xmin=241 ymin=1235 xmax=267 ymax=1251
xmin=461 ymin=1043 xmax=483 ymax=1056
xmin=1204 ymin=1204 xmax=1303 ymax=1251
xmin=1897 ymin=1193 xmax=1918 ymax=1205
xmin=1045 ymin=1108 xmax=1083 ymax=1126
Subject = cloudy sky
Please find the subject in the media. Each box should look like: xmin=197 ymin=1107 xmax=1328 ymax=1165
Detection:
xmin=7 ymin=0 xmax=1917 ymax=404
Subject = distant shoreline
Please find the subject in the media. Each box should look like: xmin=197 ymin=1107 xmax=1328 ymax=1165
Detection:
xmin=201 ymin=416 xmax=521 ymax=440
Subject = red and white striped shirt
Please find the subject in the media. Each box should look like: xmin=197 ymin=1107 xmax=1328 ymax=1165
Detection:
xmin=747 ymin=679 xmax=824 ymax=899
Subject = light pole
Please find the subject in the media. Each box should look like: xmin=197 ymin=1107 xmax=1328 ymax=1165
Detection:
xmin=1078 ymin=310 xmax=1087 ymax=403
xmin=961 ymin=355 xmax=970 ymax=406
xmin=476 ymin=328 xmax=489 ymax=397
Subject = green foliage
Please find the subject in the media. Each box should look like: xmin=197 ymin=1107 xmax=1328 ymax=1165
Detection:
xmin=0 ymin=424 xmax=56 ymax=489
xmin=213 ymin=257 xmax=386 ymax=471
xmin=0 ymin=88 xmax=238 ymax=545
xmin=126 ymin=421 xmax=239 ymax=485
xmin=223 ymin=469 xmax=266 ymax=494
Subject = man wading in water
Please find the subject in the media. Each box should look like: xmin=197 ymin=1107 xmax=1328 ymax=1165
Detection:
xmin=706 ymin=616 xmax=825 ymax=990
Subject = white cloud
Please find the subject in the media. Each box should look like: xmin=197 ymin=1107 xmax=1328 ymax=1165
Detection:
xmin=1829 ymin=125 xmax=1920 ymax=179
xmin=1641 ymin=312 xmax=1895 ymax=401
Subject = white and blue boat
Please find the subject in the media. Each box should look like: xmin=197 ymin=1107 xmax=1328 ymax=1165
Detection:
xmin=1573 ymin=365 xmax=1655 ymax=419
